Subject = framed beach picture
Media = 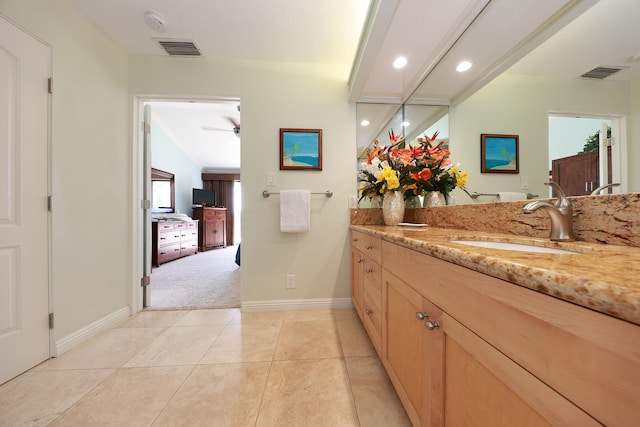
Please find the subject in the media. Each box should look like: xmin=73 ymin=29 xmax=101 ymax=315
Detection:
xmin=280 ymin=128 xmax=323 ymax=171
xmin=480 ymin=134 xmax=519 ymax=174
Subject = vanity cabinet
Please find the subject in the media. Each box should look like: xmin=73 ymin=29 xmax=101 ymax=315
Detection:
xmin=351 ymin=229 xmax=640 ymax=426
xmin=351 ymin=230 xmax=383 ymax=355
xmin=152 ymin=221 xmax=198 ymax=267
xmin=192 ymin=207 xmax=226 ymax=251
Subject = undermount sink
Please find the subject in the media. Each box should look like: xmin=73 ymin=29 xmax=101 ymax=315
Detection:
xmin=449 ymin=240 xmax=580 ymax=254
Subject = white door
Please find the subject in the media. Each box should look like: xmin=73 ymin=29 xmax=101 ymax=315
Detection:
xmin=0 ymin=16 xmax=51 ymax=385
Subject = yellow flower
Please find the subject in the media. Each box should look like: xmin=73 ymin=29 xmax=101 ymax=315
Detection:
xmin=377 ymin=166 xmax=400 ymax=190
xmin=452 ymin=167 xmax=468 ymax=188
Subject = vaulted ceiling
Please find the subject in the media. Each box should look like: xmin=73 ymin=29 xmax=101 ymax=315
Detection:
xmin=71 ymin=0 xmax=640 ymax=170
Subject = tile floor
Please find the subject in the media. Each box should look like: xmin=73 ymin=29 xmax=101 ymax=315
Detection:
xmin=0 ymin=308 xmax=411 ymax=426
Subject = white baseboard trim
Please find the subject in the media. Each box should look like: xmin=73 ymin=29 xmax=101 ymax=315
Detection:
xmin=54 ymin=306 xmax=131 ymax=357
xmin=241 ymin=298 xmax=353 ymax=312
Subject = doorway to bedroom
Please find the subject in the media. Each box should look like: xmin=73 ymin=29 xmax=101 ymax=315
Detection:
xmin=142 ymin=98 xmax=242 ymax=310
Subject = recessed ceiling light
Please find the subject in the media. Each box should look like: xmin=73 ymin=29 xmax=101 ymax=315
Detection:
xmin=360 ymin=120 xmax=370 ymax=126
xmin=456 ymin=60 xmax=473 ymax=72
xmin=401 ymin=121 xmax=410 ymax=127
xmin=393 ymin=57 xmax=407 ymax=69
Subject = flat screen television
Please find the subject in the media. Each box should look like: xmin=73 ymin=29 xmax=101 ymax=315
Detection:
xmin=193 ymin=188 xmax=216 ymax=207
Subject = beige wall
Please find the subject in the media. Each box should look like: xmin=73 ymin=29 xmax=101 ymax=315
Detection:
xmin=449 ymin=73 xmax=633 ymax=201
xmin=129 ymin=55 xmax=356 ymax=304
xmin=0 ymin=1 xmax=131 ymax=340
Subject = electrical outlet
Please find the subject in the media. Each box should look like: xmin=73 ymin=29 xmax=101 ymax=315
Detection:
xmin=267 ymin=172 xmax=276 ymax=186
xmin=286 ymin=274 xmax=295 ymax=289
xmin=521 ymin=176 xmax=529 ymax=189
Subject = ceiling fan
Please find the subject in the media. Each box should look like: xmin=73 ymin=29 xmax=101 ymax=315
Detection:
xmin=202 ymin=117 xmax=240 ymax=136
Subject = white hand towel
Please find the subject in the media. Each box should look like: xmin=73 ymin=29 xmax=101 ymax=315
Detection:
xmin=496 ymin=192 xmax=527 ymax=201
xmin=280 ymin=190 xmax=311 ymax=233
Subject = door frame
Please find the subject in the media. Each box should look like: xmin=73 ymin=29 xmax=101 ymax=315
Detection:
xmin=130 ymin=94 xmax=241 ymax=313
xmin=548 ymin=112 xmax=628 ymax=194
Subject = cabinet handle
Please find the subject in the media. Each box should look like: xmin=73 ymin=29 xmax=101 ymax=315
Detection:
xmin=352 ymin=238 xmax=358 ymax=242
xmin=415 ymin=312 xmax=429 ymax=320
xmin=365 ymin=268 xmax=374 ymax=273
xmin=425 ymin=320 xmax=440 ymax=330
xmin=365 ymin=245 xmax=373 ymax=250
xmin=357 ymin=258 xmax=364 ymax=263
xmin=365 ymin=309 xmax=373 ymax=315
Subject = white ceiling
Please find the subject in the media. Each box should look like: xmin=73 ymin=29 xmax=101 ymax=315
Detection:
xmin=71 ymin=0 xmax=640 ymax=170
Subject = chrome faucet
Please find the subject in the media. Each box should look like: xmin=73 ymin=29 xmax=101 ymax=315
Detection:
xmin=590 ymin=182 xmax=620 ymax=195
xmin=523 ymin=181 xmax=576 ymax=241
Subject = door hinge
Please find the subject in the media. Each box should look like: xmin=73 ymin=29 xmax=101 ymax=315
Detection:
xmin=49 ymin=313 xmax=54 ymax=329
xmin=141 ymin=276 xmax=151 ymax=287
xmin=141 ymin=199 xmax=151 ymax=209
xmin=48 ymin=195 xmax=53 ymax=212
xmin=48 ymin=77 xmax=53 ymax=94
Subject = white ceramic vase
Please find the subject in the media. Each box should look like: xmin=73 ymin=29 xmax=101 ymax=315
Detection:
xmin=382 ymin=191 xmax=405 ymax=225
xmin=405 ymin=196 xmax=422 ymax=209
xmin=423 ymin=191 xmax=446 ymax=207
xmin=370 ymin=195 xmax=383 ymax=208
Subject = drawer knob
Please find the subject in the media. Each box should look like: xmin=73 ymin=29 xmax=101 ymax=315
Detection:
xmin=365 ymin=245 xmax=373 ymax=250
xmin=365 ymin=268 xmax=374 ymax=273
xmin=365 ymin=309 xmax=373 ymax=315
xmin=357 ymin=258 xmax=364 ymax=263
xmin=425 ymin=320 xmax=440 ymax=331
xmin=415 ymin=312 xmax=429 ymax=320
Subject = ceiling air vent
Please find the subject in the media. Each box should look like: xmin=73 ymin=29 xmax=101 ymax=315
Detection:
xmin=154 ymin=38 xmax=202 ymax=56
xmin=580 ymin=66 xmax=626 ymax=79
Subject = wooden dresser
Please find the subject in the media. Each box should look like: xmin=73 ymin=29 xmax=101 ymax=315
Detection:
xmin=192 ymin=207 xmax=227 ymax=251
xmin=151 ymin=220 xmax=198 ymax=267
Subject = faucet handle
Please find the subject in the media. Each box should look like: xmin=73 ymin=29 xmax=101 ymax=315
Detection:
xmin=545 ymin=181 xmax=571 ymax=208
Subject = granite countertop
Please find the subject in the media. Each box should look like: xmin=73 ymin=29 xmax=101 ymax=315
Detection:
xmin=351 ymin=224 xmax=640 ymax=326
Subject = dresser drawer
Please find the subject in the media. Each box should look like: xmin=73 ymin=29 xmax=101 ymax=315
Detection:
xmin=204 ymin=209 xmax=225 ymax=221
xmin=180 ymin=241 xmax=198 ymax=256
xmin=156 ymin=222 xmax=176 ymax=231
xmin=158 ymin=229 xmax=181 ymax=246
xmin=157 ymin=243 xmax=181 ymax=264
xmin=352 ymin=230 xmax=381 ymax=264
xmin=181 ymin=228 xmax=198 ymax=241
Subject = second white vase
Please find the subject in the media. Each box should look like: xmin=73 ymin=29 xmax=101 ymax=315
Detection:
xmin=423 ymin=191 xmax=446 ymax=207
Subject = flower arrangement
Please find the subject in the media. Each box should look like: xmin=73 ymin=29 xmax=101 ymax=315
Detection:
xmin=358 ymin=130 xmax=468 ymax=203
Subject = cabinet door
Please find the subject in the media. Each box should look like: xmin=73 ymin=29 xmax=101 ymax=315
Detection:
xmin=363 ymin=257 xmax=382 ymax=355
xmin=214 ymin=218 xmax=226 ymax=247
xmin=351 ymin=247 xmax=364 ymax=318
xmin=551 ymin=151 xmax=598 ymax=196
xmin=382 ymin=269 xmax=438 ymax=426
xmin=440 ymin=312 xmax=597 ymax=427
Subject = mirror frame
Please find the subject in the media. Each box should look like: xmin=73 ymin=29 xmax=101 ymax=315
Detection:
xmin=151 ymin=168 xmax=175 ymax=213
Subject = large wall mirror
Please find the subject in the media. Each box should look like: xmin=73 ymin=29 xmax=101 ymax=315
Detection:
xmin=151 ymin=168 xmax=175 ymax=213
xmin=356 ymin=103 xmax=449 ymax=206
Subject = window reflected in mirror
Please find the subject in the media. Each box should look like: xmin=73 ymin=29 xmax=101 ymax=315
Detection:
xmin=151 ymin=168 xmax=175 ymax=213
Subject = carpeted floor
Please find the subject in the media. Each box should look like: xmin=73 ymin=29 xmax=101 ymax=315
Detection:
xmin=148 ymin=244 xmax=240 ymax=310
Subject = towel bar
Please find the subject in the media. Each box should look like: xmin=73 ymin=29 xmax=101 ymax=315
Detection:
xmin=463 ymin=189 xmax=538 ymax=200
xmin=262 ymin=190 xmax=333 ymax=198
